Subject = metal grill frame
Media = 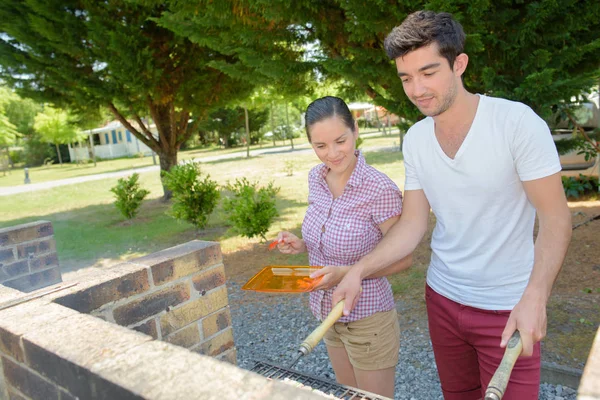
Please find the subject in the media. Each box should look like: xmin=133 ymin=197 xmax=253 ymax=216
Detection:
xmin=250 ymin=360 xmax=388 ymax=400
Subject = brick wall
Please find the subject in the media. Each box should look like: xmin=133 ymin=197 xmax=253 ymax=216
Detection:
xmin=0 ymin=221 xmax=61 ymax=293
xmin=0 ymin=240 xmax=326 ymax=400
xmin=54 ymin=241 xmax=234 ymax=363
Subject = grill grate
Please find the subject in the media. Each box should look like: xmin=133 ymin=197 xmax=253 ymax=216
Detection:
xmin=250 ymin=360 xmax=387 ymax=400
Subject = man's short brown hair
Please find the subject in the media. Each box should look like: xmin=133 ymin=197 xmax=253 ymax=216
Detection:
xmin=384 ymin=10 xmax=465 ymax=68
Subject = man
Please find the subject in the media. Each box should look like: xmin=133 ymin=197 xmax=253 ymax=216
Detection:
xmin=332 ymin=10 xmax=572 ymax=399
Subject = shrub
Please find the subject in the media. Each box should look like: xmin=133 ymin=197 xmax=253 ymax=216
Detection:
xmin=355 ymin=136 xmax=364 ymax=149
xmin=562 ymin=174 xmax=599 ymax=199
xmin=284 ymin=159 xmax=296 ymax=176
xmin=162 ymin=162 xmax=220 ymax=229
xmin=222 ymin=178 xmax=280 ymax=240
xmin=8 ymin=149 xmax=23 ymax=165
xmin=110 ymin=173 xmax=150 ymax=219
xmin=23 ymin=134 xmax=52 ymax=166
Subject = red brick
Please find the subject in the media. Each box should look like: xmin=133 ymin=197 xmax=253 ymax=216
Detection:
xmin=113 ymin=283 xmax=190 ymax=326
xmin=164 ymin=324 xmax=201 ymax=348
xmin=54 ymin=268 xmax=149 ymax=314
xmin=216 ymin=348 xmax=237 ymax=365
xmin=201 ymin=308 xmax=231 ymax=339
xmin=195 ymin=328 xmax=234 ymax=357
xmin=0 ymin=326 xmax=24 ymax=362
xmin=130 ymin=241 xmax=222 ymax=285
xmin=0 ymin=301 xmax=76 ymax=363
xmin=2 ymin=267 xmax=61 ymax=293
xmin=0 ymin=248 xmax=15 ymax=264
xmin=29 ymin=253 xmax=59 ymax=272
xmin=0 ymin=260 xmax=29 ymax=281
xmin=159 ymin=286 xmax=228 ymax=336
xmin=192 ymin=265 xmax=226 ymax=295
xmin=2 ymin=356 xmax=60 ymax=400
xmin=0 ymin=222 xmax=53 ymax=246
xmin=16 ymin=239 xmax=56 ymax=260
xmin=131 ymin=319 xmax=158 ymax=339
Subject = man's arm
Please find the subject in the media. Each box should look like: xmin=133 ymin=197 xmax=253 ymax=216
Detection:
xmin=501 ymin=172 xmax=572 ymax=356
xmin=332 ymin=189 xmax=431 ymax=315
xmin=367 ymin=215 xmax=413 ymax=278
xmin=310 ymin=215 xmax=413 ymax=290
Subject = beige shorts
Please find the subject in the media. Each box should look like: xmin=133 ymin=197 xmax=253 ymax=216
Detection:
xmin=323 ymin=309 xmax=400 ymax=371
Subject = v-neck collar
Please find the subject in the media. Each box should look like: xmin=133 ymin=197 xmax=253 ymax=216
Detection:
xmin=432 ymin=94 xmax=483 ymax=163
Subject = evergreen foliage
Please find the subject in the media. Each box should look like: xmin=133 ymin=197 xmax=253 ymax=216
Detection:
xmin=0 ymin=0 xmax=256 ymax=197
xmin=110 ymin=173 xmax=150 ymax=219
xmin=199 ymin=107 xmax=269 ymax=147
xmin=162 ymin=162 xmax=220 ymax=229
xmin=162 ymin=1 xmax=600 ymax=123
xmin=222 ymin=178 xmax=280 ymax=241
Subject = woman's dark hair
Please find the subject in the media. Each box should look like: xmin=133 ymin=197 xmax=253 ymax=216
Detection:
xmin=384 ymin=10 xmax=465 ymax=69
xmin=304 ymin=96 xmax=355 ymax=142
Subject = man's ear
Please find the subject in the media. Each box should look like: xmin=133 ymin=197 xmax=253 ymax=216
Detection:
xmin=454 ymin=53 xmax=469 ymax=77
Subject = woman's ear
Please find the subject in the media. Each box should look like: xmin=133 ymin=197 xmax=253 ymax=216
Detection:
xmin=354 ymin=120 xmax=359 ymax=136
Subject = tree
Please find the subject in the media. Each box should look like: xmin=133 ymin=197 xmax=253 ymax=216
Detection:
xmin=0 ymin=111 xmax=18 ymax=147
xmin=33 ymin=106 xmax=81 ymax=165
xmin=163 ymin=1 xmax=600 ymax=124
xmin=0 ymin=87 xmax=40 ymax=138
xmin=0 ymin=1 xmax=256 ymax=198
xmin=0 ymin=90 xmax=20 ymax=168
xmin=199 ymin=106 xmax=269 ymax=148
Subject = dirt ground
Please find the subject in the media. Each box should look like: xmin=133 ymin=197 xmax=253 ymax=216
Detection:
xmin=222 ymin=200 xmax=600 ymax=370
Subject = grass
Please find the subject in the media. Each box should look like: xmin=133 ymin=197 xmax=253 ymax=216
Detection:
xmin=0 ymin=132 xmax=405 ymax=275
xmin=0 ymin=127 xmax=396 ymax=187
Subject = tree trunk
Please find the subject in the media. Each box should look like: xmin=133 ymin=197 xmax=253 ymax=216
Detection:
xmin=270 ymin=102 xmax=276 ymax=147
xmin=107 ymin=101 xmax=195 ymax=201
xmin=158 ymin=150 xmax=178 ymax=201
xmin=244 ymin=106 xmax=250 ymax=158
xmin=374 ymin=110 xmax=382 ymax=133
xmin=55 ymin=143 xmax=63 ymax=165
xmin=285 ymin=103 xmax=294 ymax=150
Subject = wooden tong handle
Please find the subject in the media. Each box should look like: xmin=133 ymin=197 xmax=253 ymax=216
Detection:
xmin=298 ymin=300 xmax=345 ymax=355
xmin=484 ymin=331 xmax=523 ymax=400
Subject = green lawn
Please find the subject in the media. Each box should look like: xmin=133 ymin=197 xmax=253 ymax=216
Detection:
xmin=0 ymin=132 xmax=405 ymax=276
xmin=0 ymin=128 xmax=395 ymax=187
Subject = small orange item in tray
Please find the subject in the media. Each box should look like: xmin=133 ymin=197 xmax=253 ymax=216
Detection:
xmin=242 ymin=266 xmax=323 ymax=293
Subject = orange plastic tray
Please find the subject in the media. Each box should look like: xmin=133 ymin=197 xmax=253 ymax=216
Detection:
xmin=242 ymin=265 xmax=323 ymax=293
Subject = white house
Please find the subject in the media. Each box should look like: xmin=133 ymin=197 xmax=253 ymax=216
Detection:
xmin=69 ymin=120 xmax=156 ymax=162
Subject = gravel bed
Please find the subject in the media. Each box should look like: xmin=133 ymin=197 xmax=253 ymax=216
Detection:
xmin=227 ymin=280 xmax=578 ymax=400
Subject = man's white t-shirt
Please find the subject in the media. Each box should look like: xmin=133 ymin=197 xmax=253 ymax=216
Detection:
xmin=403 ymin=94 xmax=561 ymax=310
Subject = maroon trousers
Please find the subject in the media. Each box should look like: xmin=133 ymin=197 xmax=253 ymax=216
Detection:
xmin=425 ymin=284 xmax=541 ymax=400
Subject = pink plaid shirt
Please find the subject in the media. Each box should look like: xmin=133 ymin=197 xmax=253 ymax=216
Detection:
xmin=302 ymin=151 xmax=402 ymax=323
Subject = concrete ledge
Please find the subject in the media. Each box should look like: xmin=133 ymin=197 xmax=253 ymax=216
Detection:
xmin=541 ymin=361 xmax=582 ymax=389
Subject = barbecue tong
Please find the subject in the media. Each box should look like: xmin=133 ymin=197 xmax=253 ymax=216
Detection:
xmin=288 ymin=300 xmax=346 ymax=368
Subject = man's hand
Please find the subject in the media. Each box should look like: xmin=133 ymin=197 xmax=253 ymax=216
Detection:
xmin=310 ymin=266 xmax=350 ymax=291
xmin=501 ymin=291 xmax=547 ymax=357
xmin=331 ymin=267 xmax=363 ymax=316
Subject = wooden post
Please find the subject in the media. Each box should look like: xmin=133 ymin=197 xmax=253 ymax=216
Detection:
xmin=88 ymin=131 xmax=97 ymax=167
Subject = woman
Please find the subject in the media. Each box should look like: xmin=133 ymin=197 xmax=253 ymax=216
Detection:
xmin=275 ymin=96 xmax=412 ymax=398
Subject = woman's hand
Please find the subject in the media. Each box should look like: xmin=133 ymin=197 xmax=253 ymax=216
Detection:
xmin=275 ymin=231 xmax=306 ymax=254
xmin=310 ymin=266 xmax=351 ymax=291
